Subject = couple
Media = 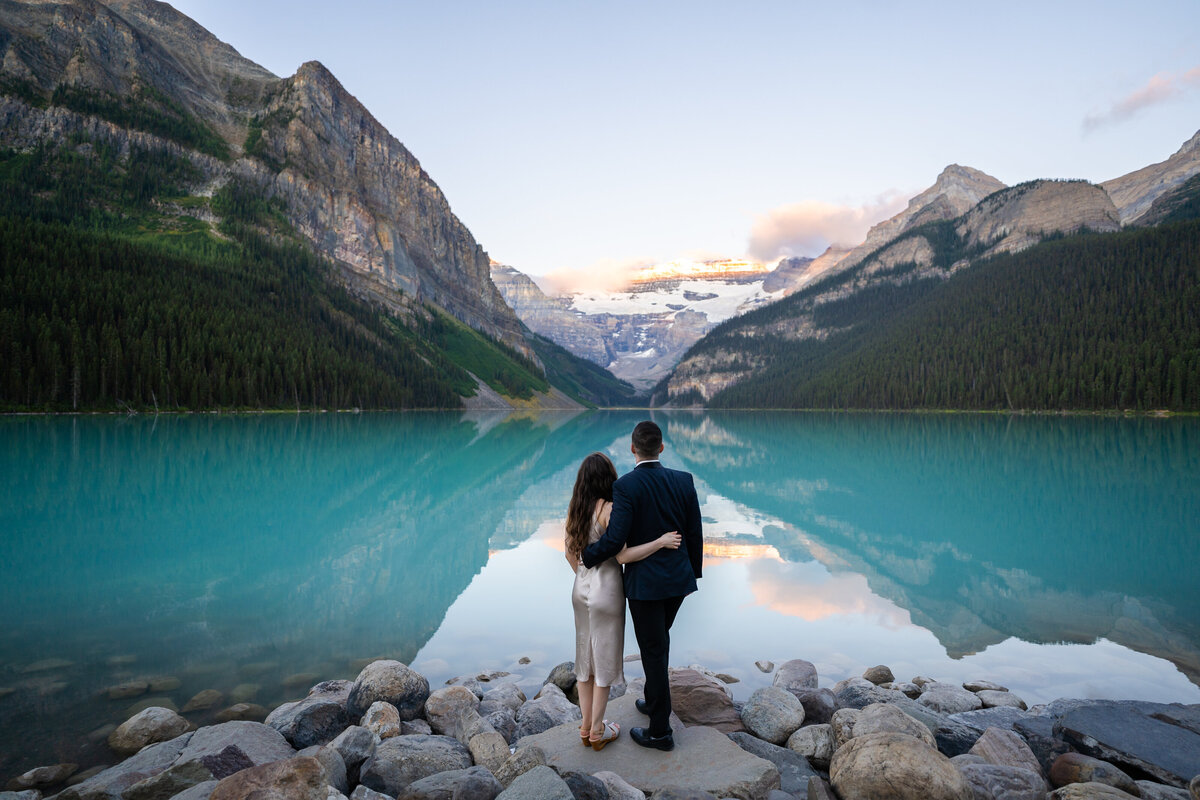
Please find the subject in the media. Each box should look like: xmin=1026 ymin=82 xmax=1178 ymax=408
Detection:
xmin=563 ymin=420 xmax=703 ymax=753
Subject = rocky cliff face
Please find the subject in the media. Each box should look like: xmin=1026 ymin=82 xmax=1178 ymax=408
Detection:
xmin=0 ymin=0 xmax=531 ymax=357
xmin=835 ymin=165 xmax=1007 ymax=274
xmin=490 ymin=264 xmax=611 ymax=365
xmin=958 ymin=179 xmax=1120 ymax=255
xmin=1102 ymin=129 xmax=1200 ymax=224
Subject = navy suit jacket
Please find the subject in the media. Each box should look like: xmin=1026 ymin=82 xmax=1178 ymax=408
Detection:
xmin=581 ymin=461 xmax=703 ymax=601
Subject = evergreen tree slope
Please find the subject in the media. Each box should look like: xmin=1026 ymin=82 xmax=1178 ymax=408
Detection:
xmin=707 ymin=222 xmax=1200 ymax=411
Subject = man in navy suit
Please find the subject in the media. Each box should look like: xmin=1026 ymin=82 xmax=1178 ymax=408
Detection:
xmin=582 ymin=420 xmax=703 ymax=751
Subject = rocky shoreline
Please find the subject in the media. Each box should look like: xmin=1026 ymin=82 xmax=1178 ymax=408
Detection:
xmin=4 ymin=657 xmax=1199 ymax=800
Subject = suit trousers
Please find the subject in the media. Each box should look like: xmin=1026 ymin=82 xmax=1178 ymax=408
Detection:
xmin=628 ymin=594 xmax=686 ymax=736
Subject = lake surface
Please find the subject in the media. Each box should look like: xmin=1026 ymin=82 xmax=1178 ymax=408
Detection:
xmin=2 ymin=411 xmax=1199 ymax=777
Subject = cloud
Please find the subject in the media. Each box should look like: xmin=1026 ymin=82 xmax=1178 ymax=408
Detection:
xmin=539 ymin=256 xmax=652 ymax=295
xmin=747 ymin=192 xmax=909 ymax=261
xmin=1084 ymin=66 xmax=1200 ymax=132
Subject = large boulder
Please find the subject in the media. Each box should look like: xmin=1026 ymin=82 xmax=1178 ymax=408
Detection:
xmin=108 ymin=707 xmax=191 ymax=756
xmin=1050 ymin=753 xmax=1140 ymax=796
xmin=728 ymin=732 xmax=818 ymax=796
xmin=480 ymin=684 xmax=526 ymax=715
xmin=919 ymin=684 xmax=984 ymax=715
xmin=208 ymin=756 xmax=327 ymax=800
xmin=175 ymin=721 xmax=296 ymax=771
xmin=790 ymin=688 xmax=836 ymax=725
xmin=740 ymin=687 xmax=805 ymax=745
xmin=830 ymin=731 xmax=972 ymax=800
xmin=56 ymin=733 xmax=193 ymax=800
xmin=852 ymin=703 xmax=936 ymax=748
xmin=787 ymin=723 xmax=835 ymax=770
xmin=327 ymin=725 xmax=376 ymax=779
xmin=515 ymin=693 xmax=780 ymax=800
xmin=970 ymin=727 xmax=1046 ymax=783
xmin=772 ymin=660 xmax=818 ymax=693
xmin=1056 ymin=702 xmax=1200 ymax=788
xmin=265 ymin=692 xmax=352 ymax=749
xmin=669 ymin=668 xmax=746 ymax=733
xmin=957 ymin=762 xmax=1048 ymax=800
xmin=496 ymin=765 xmax=572 ymax=800
xmin=347 ymin=661 xmax=430 ymax=720
xmin=425 ymin=686 xmax=481 ymax=735
xmin=512 ymin=684 xmax=581 ymax=741
xmin=358 ymin=735 xmax=472 ymax=797
xmin=396 ymin=765 xmax=502 ymax=800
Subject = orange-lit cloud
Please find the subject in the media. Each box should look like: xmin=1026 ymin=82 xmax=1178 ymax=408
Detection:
xmin=747 ymin=193 xmax=909 ymax=261
xmin=1084 ymin=66 xmax=1200 ymax=132
xmin=539 ymin=257 xmax=655 ymax=295
xmin=746 ymin=558 xmax=912 ymax=627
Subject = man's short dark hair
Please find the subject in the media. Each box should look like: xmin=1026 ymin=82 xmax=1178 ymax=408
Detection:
xmin=632 ymin=420 xmax=662 ymax=458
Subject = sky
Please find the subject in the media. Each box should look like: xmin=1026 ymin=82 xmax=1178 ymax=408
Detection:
xmin=169 ymin=0 xmax=1200 ymax=281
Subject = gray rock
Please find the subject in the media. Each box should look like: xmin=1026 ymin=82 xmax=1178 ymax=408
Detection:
xmin=170 ymin=780 xmax=219 ymax=800
xmin=785 ymin=689 xmax=835 ymax=725
xmin=1012 ymin=715 xmax=1073 ymax=776
xmin=123 ymin=757 xmax=236 ymax=800
xmin=492 ymin=746 xmax=546 ymax=789
xmin=964 ymin=681 xmax=1009 ymax=693
xmin=396 ymin=765 xmax=502 ymax=800
xmin=1050 ymin=753 xmax=1139 ymax=796
xmin=851 ymin=703 xmax=935 ymax=748
xmin=0 ymin=791 xmax=41 ymax=800
xmin=497 ymin=766 xmax=573 ymax=800
xmin=55 ymin=732 xmax=193 ymax=800
xmin=978 ymin=691 xmax=1027 ymax=710
xmin=890 ymin=682 xmax=924 ymax=699
xmin=831 ymin=708 xmax=859 ymax=748
xmin=1056 ymin=702 xmax=1200 ymax=788
xmin=786 ymin=723 xmax=835 ymax=770
xmin=969 ymin=727 xmax=1045 ymax=782
xmin=952 ymin=754 xmax=990 ymax=767
xmin=544 ymin=662 xmax=578 ymax=702
xmin=741 ymin=687 xmax=805 ymax=745
xmin=833 ymin=680 xmax=908 ymax=710
xmin=481 ymin=684 xmax=527 ymax=714
xmin=402 ymin=719 xmax=433 ymax=736
xmin=481 ymin=706 xmax=517 ymax=744
xmin=7 ymin=762 xmax=77 ymax=789
xmin=728 ymin=732 xmax=818 ymax=795
xmin=647 ymin=790 xmax=717 ymax=800
xmin=175 ymin=720 xmax=296 ymax=771
xmin=593 ymin=771 xmax=646 ymax=800
xmin=469 ymin=732 xmax=510 ymax=775
xmin=862 ymin=665 xmax=894 ymax=685
xmin=957 ymin=762 xmax=1047 ymax=800
xmin=266 ymin=694 xmax=352 ymax=749
xmin=207 ymin=756 xmax=327 ymax=800
xmin=349 ymin=787 xmax=393 ymax=800
xmin=835 ymin=691 xmax=983 ymax=756
xmin=920 ymin=684 xmax=985 ymax=715
xmin=214 ymin=703 xmax=269 ymax=722
xmin=1134 ymin=781 xmax=1190 ymax=800
xmin=363 ymin=701 xmax=402 ymax=739
xmin=455 ymin=708 xmax=497 ymax=745
xmin=328 ymin=725 xmax=376 ymax=775
xmin=561 ymin=770 xmax=609 ymax=800
xmin=830 ymin=731 xmax=972 ymax=800
xmin=756 ymin=661 xmax=775 ymax=674
xmin=806 ymin=776 xmax=837 ymax=800
xmin=1047 ymin=782 xmax=1142 ymax=799
xmin=1191 ymin=775 xmax=1199 ymax=800
xmin=425 ymin=686 xmax=480 ymax=735
xmin=348 ymin=661 xmax=430 ymax=721
xmin=512 ymin=684 xmax=581 ymax=741
xmin=951 ymin=707 xmax=1033 ymax=733
xmin=515 ymin=693 xmax=780 ymax=800
xmin=314 ymin=747 xmax=349 ymax=795
xmin=772 ymin=660 xmax=818 ymax=693
xmin=359 ymin=735 xmax=472 ymax=796
xmin=68 ymin=765 xmax=109 ymax=786
xmin=108 ymin=707 xmax=191 ymax=756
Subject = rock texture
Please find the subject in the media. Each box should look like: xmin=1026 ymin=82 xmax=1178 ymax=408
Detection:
xmin=1102 ymin=130 xmax=1200 ymax=223
xmin=830 ymin=731 xmax=972 ymax=800
xmin=957 ymin=180 xmax=1121 ymax=257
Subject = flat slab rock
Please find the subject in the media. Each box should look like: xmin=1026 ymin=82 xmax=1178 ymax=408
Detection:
xmin=1055 ymin=701 xmax=1200 ymax=787
xmin=516 ymin=693 xmax=781 ymax=800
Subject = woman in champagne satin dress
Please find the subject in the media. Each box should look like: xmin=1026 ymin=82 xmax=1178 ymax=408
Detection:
xmin=564 ymin=452 xmax=680 ymax=750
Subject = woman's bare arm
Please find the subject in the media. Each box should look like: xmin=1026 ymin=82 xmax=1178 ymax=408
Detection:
xmin=565 ymin=542 xmax=580 ymax=571
xmin=616 ymin=530 xmax=682 ymax=564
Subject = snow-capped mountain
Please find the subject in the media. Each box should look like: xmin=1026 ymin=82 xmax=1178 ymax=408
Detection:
xmin=492 ymin=258 xmax=784 ymax=392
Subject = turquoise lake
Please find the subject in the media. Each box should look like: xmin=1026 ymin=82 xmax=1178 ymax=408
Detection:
xmin=1 ymin=411 xmax=1199 ymax=777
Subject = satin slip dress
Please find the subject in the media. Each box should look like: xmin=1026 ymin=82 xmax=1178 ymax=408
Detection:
xmin=571 ymin=504 xmax=626 ymax=687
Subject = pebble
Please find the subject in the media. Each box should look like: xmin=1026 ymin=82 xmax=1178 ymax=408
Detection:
xmin=756 ymin=660 xmax=775 ymax=673
xmin=862 ymin=665 xmax=894 ymax=685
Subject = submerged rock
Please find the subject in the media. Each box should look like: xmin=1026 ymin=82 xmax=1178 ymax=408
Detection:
xmin=182 ymin=690 xmax=224 ymax=713
xmin=108 ymin=707 xmax=191 ymax=756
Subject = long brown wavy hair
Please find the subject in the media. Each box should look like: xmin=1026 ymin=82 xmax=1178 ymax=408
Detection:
xmin=565 ymin=452 xmax=618 ymax=558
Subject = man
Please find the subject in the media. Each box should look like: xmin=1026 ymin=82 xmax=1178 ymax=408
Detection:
xmin=582 ymin=420 xmax=703 ymax=751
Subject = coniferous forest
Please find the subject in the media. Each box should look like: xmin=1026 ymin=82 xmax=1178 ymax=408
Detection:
xmin=702 ymin=219 xmax=1200 ymax=411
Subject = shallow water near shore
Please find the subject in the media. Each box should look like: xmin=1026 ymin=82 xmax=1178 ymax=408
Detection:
xmin=1 ymin=410 xmax=1198 ymax=778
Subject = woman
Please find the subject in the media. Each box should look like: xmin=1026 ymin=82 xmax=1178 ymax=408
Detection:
xmin=564 ymin=452 xmax=681 ymax=750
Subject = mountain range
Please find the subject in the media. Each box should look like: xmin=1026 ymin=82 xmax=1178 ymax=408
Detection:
xmin=0 ymin=0 xmax=632 ymax=411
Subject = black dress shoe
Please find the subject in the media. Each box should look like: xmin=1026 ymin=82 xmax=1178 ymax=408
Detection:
xmin=630 ymin=726 xmax=674 ymax=751
xmin=635 ymin=698 xmax=649 ymax=715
